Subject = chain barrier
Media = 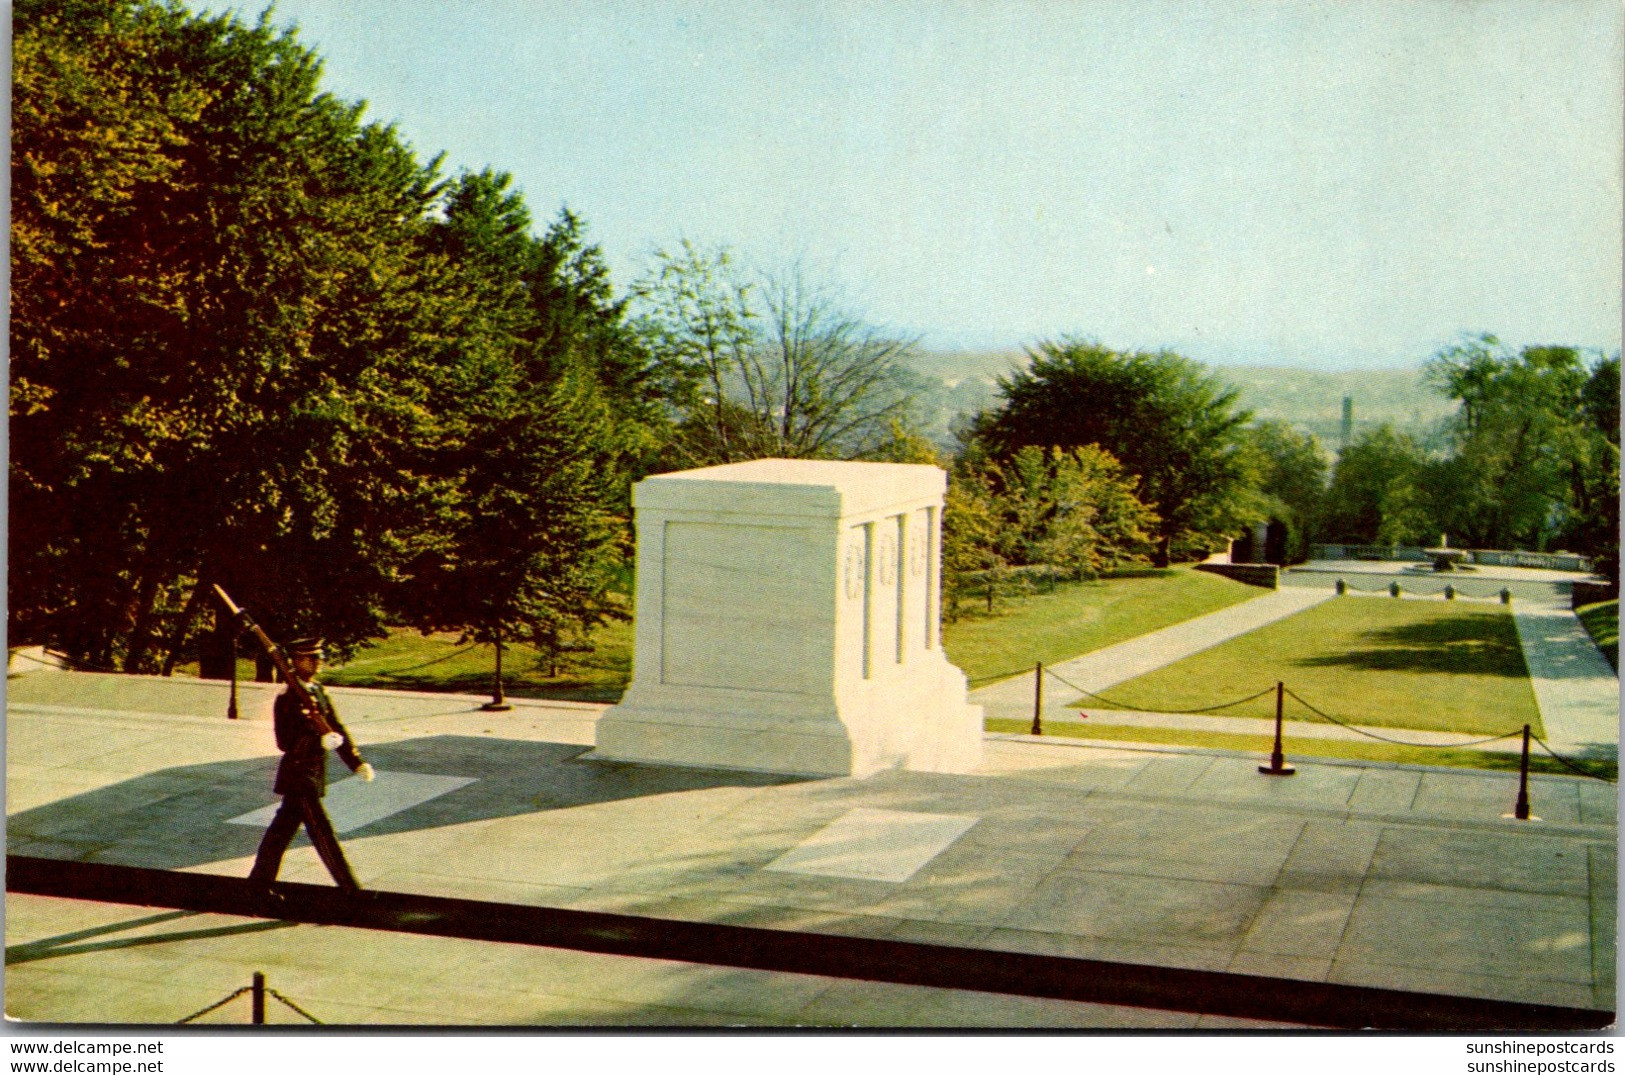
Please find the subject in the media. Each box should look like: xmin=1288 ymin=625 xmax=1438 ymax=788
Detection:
xmin=14 ymin=649 xmax=120 ymax=674
xmin=175 ymin=986 xmax=252 ymax=1025
xmin=1332 ymin=579 xmax=1511 ymax=600
xmin=267 ymin=987 xmax=323 ymax=1024
xmin=1018 ymin=664 xmax=1615 ymax=783
xmin=370 ymin=643 xmax=483 ymax=674
xmin=1044 ymin=667 xmax=1277 ymax=715
xmin=174 ymin=976 xmax=323 ymax=1024
xmin=967 ymin=667 xmax=1039 ymax=686
xmin=1280 ymin=687 xmax=1526 ymax=749
xmin=1531 ymin=732 xmax=1619 ymax=784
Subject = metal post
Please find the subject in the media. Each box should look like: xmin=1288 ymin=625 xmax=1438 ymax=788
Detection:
xmin=1031 ymin=663 xmax=1043 ymax=736
xmin=227 ymin=631 xmax=240 ymax=721
xmin=1512 ymin=724 xmax=1534 ymax=821
xmin=1259 ymin=681 xmax=1295 ymax=776
xmin=251 ymin=972 xmax=265 ymax=1024
xmin=482 ymin=634 xmax=512 ymax=712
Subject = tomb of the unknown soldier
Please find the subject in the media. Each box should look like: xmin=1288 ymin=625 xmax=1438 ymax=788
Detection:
xmin=592 ymin=459 xmax=984 ymax=777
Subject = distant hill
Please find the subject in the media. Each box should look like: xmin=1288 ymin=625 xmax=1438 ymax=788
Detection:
xmin=903 ymin=350 xmax=1456 ymax=452
xmin=1216 ymin=365 xmax=1455 ymax=447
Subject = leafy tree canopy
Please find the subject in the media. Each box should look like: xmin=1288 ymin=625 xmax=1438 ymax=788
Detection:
xmin=971 ymin=338 xmax=1257 ymax=565
xmin=1425 ymin=334 xmax=1615 ymax=554
xmin=10 ymin=0 xmax=640 ymax=674
xmin=1237 ymin=420 xmax=1328 ymax=562
xmin=1318 ymin=425 xmax=1436 ymax=547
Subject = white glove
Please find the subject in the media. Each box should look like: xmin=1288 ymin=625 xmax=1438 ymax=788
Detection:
xmin=357 ymin=762 xmax=375 ymax=783
xmin=321 ymin=732 xmax=343 ymax=750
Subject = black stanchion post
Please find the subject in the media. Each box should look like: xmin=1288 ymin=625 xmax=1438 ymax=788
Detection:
xmin=1507 ymin=724 xmax=1536 ymax=821
xmin=1031 ymin=663 xmax=1043 ymax=736
xmin=1259 ymin=681 xmax=1295 ymax=776
xmin=226 ymin=630 xmax=239 ymax=721
xmin=252 ymin=972 xmax=265 ymax=1025
xmin=482 ymin=631 xmax=512 ymax=712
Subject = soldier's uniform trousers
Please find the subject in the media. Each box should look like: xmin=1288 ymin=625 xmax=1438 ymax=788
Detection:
xmin=248 ymin=790 xmax=360 ymax=890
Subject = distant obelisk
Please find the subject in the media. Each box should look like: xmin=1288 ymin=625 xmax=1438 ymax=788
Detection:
xmin=1340 ymin=396 xmax=1354 ymax=450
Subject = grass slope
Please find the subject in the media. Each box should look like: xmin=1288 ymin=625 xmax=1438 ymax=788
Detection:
xmin=1076 ymin=596 xmax=1542 ymax=737
xmin=941 ymin=567 xmax=1260 ymax=684
xmin=324 ymin=621 xmax=632 ymax=703
xmin=317 ymin=568 xmax=1257 ymax=702
xmin=1576 ymin=599 xmax=1618 ymax=671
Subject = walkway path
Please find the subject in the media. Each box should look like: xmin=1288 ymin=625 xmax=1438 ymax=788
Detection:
xmin=969 ymin=586 xmax=1334 ymax=710
xmin=1511 ymin=597 xmax=1620 ymax=758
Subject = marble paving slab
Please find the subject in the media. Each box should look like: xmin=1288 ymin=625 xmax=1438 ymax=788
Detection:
xmin=763 ymin=807 xmax=979 ymax=882
xmin=227 ymin=772 xmax=476 ymax=834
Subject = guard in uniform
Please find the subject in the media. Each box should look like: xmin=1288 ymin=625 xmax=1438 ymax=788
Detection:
xmin=248 ymin=638 xmax=375 ymax=890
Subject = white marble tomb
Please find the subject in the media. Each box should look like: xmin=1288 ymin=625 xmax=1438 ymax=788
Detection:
xmin=591 ymin=458 xmax=983 ymax=777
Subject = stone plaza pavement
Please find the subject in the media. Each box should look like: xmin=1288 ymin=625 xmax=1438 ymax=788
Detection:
xmin=4 ymin=672 xmax=1618 ymax=1027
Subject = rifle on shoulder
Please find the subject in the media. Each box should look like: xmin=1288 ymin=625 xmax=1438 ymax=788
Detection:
xmin=211 ymin=584 xmax=336 ymax=736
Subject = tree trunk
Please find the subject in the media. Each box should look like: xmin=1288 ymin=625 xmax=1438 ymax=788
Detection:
xmin=197 ymin=603 xmax=237 ymax=680
xmin=159 ymin=580 xmax=210 ymax=676
xmin=121 ymin=572 xmax=162 ymax=674
xmin=1153 ymin=532 xmax=1173 ymax=569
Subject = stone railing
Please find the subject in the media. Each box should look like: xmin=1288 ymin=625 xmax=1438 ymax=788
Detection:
xmin=1309 ymin=544 xmax=1593 ymax=573
xmin=1468 ymin=549 xmax=1594 ymax=572
xmin=1310 ymin=544 xmax=1428 ymax=563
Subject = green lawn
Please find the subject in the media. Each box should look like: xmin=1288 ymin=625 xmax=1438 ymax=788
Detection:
xmin=985 ymin=718 xmax=1615 ymax=780
xmin=1072 ymin=596 xmax=1542 ymax=737
xmin=1577 ymin=599 xmax=1618 ymax=671
xmin=322 ymin=621 xmax=633 ymax=703
xmin=295 ymin=567 xmax=1256 ymax=702
xmin=942 ymin=567 xmax=1260 ymax=684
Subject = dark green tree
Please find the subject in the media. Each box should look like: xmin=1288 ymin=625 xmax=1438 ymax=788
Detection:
xmin=11 ymin=0 xmax=477 ymax=670
xmin=9 ymin=1 xmax=641 ymax=679
xmin=1239 ymin=420 xmax=1328 ymax=563
xmin=1565 ymin=355 xmax=1620 ymax=580
xmin=1319 ymin=425 xmax=1435 ymax=546
xmin=971 ymin=339 xmax=1257 ymax=566
xmin=392 ymin=173 xmax=637 ymax=685
xmin=394 ymin=369 xmax=627 ymax=686
xmin=1425 ymin=335 xmax=1599 ymax=551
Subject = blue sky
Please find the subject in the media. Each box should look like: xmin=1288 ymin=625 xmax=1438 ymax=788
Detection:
xmin=238 ymin=0 xmax=1621 ymax=368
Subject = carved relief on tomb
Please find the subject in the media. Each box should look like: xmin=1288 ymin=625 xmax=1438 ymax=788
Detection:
xmin=908 ymin=525 xmax=928 ymax=578
xmin=843 ymin=539 xmax=867 ymax=601
xmin=877 ymin=530 xmax=898 ymax=586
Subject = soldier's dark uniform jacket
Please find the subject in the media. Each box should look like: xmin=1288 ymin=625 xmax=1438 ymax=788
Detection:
xmin=273 ymin=683 xmax=364 ymax=795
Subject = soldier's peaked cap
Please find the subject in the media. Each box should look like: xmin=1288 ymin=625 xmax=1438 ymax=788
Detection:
xmin=286 ymin=638 xmax=324 ymax=658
